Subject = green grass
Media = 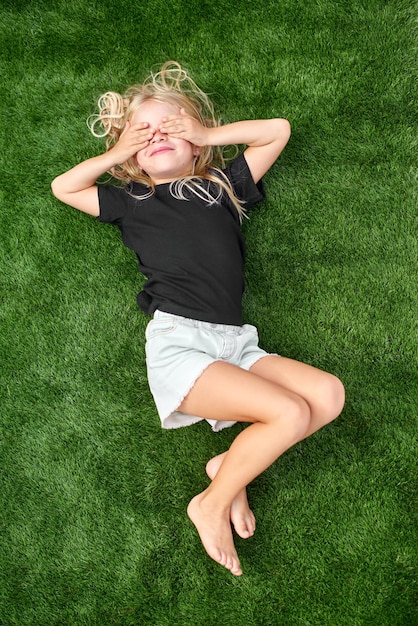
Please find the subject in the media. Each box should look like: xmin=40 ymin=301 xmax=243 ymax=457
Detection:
xmin=1 ymin=0 xmax=417 ymax=624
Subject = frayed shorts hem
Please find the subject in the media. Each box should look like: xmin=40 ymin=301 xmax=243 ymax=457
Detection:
xmin=160 ymin=361 xmax=240 ymax=432
xmin=145 ymin=310 xmax=275 ymax=432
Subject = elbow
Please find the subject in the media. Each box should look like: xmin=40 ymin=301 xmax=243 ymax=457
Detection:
xmin=266 ymin=118 xmax=291 ymax=146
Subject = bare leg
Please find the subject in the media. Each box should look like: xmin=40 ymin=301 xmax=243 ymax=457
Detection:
xmin=187 ymin=404 xmax=308 ymax=576
xmin=181 ymin=357 xmax=345 ymax=576
xmin=249 ymin=356 xmax=345 ymax=439
xmin=206 ymin=452 xmax=256 ymax=539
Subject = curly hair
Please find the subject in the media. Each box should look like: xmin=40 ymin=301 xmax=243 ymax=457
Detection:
xmin=87 ymin=61 xmax=244 ymax=219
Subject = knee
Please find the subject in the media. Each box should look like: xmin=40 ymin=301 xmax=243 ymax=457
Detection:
xmin=205 ymin=454 xmax=223 ymax=479
xmin=278 ymin=394 xmax=312 ymax=442
xmin=318 ymin=373 xmax=345 ymax=424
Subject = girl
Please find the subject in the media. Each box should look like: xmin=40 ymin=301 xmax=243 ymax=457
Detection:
xmin=52 ymin=61 xmax=345 ymax=576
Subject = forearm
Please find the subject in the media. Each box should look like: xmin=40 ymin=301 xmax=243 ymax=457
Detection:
xmin=51 ymin=151 xmax=122 ymax=216
xmin=51 ymin=120 xmax=153 ymax=204
xmin=51 ymin=152 xmax=116 ymax=196
xmin=206 ymin=118 xmax=291 ymax=148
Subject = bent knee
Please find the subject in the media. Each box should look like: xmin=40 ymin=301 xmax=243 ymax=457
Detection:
xmin=275 ymin=394 xmax=311 ymax=441
xmin=318 ymin=373 xmax=345 ymax=423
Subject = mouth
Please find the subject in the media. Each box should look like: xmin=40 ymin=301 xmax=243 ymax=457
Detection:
xmin=150 ymin=146 xmax=174 ymax=157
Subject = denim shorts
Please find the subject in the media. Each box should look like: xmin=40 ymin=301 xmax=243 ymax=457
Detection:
xmin=145 ymin=310 xmax=271 ymax=432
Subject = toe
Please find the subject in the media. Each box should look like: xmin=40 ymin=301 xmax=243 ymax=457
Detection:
xmin=208 ymin=546 xmax=225 ymax=566
xmin=231 ymin=563 xmax=243 ymax=576
xmin=227 ymin=554 xmax=242 ymax=575
xmin=234 ymin=516 xmax=255 ymax=539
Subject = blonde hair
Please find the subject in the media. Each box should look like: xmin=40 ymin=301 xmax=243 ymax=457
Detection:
xmin=88 ymin=61 xmax=245 ymax=219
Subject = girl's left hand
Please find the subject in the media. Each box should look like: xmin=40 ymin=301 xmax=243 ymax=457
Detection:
xmin=159 ymin=108 xmax=209 ymax=146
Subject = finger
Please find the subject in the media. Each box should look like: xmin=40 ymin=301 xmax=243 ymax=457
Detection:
xmin=120 ymin=123 xmax=149 ymax=145
xmin=130 ymin=126 xmax=154 ymax=142
xmin=128 ymin=122 xmax=150 ymax=132
xmin=159 ymin=117 xmax=180 ymax=130
xmin=118 ymin=128 xmax=152 ymax=156
xmin=159 ymin=124 xmax=183 ymax=135
xmin=161 ymin=118 xmax=188 ymax=134
xmin=162 ymin=109 xmax=187 ymax=122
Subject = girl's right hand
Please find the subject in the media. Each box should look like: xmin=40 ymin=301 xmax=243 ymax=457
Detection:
xmin=109 ymin=121 xmax=153 ymax=164
xmin=50 ymin=120 xmax=152 ymax=217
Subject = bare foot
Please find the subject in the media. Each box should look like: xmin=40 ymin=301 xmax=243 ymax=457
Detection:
xmin=187 ymin=492 xmax=242 ymax=576
xmin=206 ymin=455 xmax=256 ymax=539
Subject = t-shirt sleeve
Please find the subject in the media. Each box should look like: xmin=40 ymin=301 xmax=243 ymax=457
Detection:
xmin=223 ymin=153 xmax=265 ymax=209
xmin=97 ymin=184 xmax=129 ymax=225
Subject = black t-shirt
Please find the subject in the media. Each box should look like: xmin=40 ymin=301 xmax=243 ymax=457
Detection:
xmin=98 ymin=153 xmax=264 ymax=325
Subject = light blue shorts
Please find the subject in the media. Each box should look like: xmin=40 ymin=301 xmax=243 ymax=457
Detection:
xmin=145 ymin=310 xmax=271 ymax=432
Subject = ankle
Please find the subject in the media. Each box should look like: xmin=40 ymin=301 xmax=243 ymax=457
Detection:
xmin=199 ymin=489 xmax=230 ymax=515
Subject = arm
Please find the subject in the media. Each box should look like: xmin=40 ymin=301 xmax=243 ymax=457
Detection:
xmin=51 ymin=122 xmax=153 ymax=216
xmin=210 ymin=118 xmax=291 ymax=183
xmin=160 ymin=112 xmax=291 ymax=183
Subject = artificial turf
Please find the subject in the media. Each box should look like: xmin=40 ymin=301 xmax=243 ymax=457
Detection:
xmin=1 ymin=0 xmax=416 ymax=624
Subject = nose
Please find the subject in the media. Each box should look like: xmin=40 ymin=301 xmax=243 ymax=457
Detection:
xmin=150 ymin=128 xmax=166 ymax=143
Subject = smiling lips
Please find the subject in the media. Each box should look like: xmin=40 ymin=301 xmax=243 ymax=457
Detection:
xmin=150 ymin=146 xmax=174 ymax=157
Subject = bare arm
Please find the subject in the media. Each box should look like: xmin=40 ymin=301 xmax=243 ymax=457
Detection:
xmin=160 ymin=112 xmax=291 ymax=183
xmin=51 ymin=152 xmax=114 ymax=216
xmin=51 ymin=122 xmax=153 ymax=216
xmin=210 ymin=118 xmax=290 ymax=183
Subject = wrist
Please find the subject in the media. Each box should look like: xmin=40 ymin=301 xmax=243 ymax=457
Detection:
xmin=100 ymin=148 xmax=123 ymax=169
xmin=204 ymin=125 xmax=222 ymax=147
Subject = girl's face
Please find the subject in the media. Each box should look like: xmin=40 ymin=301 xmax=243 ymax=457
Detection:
xmin=130 ymin=100 xmax=196 ymax=184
